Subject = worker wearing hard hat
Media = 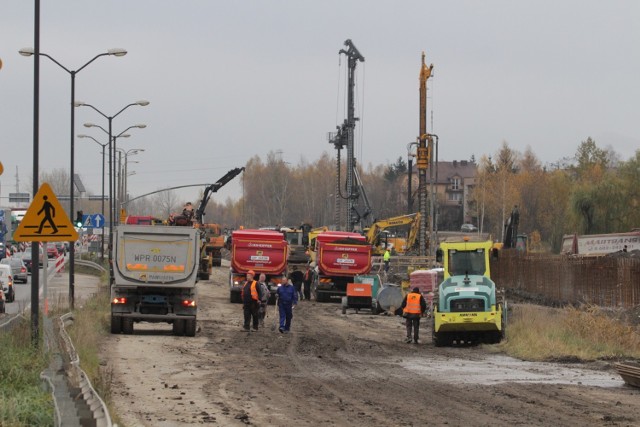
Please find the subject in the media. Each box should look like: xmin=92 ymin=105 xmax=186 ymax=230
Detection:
xmin=241 ymin=270 xmax=264 ymax=331
xmin=401 ymin=287 xmax=427 ymax=344
xmin=383 ymin=248 xmax=391 ymax=273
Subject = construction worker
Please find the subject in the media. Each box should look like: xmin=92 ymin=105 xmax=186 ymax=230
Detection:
xmin=276 ymin=278 xmax=298 ymax=333
xmin=401 ymin=287 xmax=427 ymax=343
xmin=241 ymin=270 xmax=263 ymax=331
xmin=383 ymin=248 xmax=391 ymax=273
xmin=257 ymin=273 xmax=270 ymax=327
xmin=289 ymin=266 xmax=304 ymax=300
xmin=303 ymin=262 xmax=314 ymax=301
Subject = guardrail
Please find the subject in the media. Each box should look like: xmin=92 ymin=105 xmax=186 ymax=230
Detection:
xmin=74 ymin=259 xmax=107 ymax=274
xmin=40 ymin=313 xmax=113 ymax=427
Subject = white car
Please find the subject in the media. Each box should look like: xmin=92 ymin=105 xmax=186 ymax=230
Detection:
xmin=460 ymin=224 xmax=478 ymax=233
xmin=0 ymin=257 xmax=28 ymax=283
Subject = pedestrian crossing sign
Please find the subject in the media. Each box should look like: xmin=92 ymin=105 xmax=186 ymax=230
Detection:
xmin=13 ymin=182 xmax=79 ymax=242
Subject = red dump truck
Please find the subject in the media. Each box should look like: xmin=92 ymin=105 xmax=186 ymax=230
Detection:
xmin=312 ymin=231 xmax=372 ymax=302
xmin=229 ymin=229 xmax=288 ymax=303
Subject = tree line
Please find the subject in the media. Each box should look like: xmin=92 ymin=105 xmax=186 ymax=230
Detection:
xmin=32 ymin=137 xmax=639 ymax=253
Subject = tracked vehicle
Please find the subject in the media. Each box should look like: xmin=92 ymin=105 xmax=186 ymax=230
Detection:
xmin=432 ymin=239 xmax=506 ymax=346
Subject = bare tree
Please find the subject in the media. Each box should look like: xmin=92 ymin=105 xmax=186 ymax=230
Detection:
xmin=152 ymin=189 xmax=181 ymax=219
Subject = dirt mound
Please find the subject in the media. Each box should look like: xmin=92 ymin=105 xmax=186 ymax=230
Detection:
xmin=606 ymin=249 xmax=640 ymax=258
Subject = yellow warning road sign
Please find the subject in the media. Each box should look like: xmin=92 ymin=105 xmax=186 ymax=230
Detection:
xmin=13 ymin=182 xmax=79 ymax=242
xmin=0 ymin=161 xmax=4 ymax=176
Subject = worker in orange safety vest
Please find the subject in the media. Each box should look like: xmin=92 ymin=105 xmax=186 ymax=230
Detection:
xmin=401 ymin=287 xmax=427 ymax=344
xmin=241 ymin=270 xmax=264 ymax=331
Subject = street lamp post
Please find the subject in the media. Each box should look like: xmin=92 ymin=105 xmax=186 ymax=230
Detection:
xmin=111 ymin=134 xmax=134 ymax=217
xmin=116 ymin=149 xmax=144 ymax=211
xmin=83 ymin=121 xmax=145 ymax=226
xmin=19 ymin=47 xmax=127 ymax=310
xmin=78 ymin=108 xmax=148 ymax=283
xmin=77 ymin=134 xmax=128 ymax=261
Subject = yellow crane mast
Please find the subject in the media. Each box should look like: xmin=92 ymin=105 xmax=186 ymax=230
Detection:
xmin=418 ymin=52 xmax=434 ymax=256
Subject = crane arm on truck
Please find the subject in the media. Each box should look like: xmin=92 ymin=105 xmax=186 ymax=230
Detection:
xmin=194 ymin=167 xmax=245 ymax=224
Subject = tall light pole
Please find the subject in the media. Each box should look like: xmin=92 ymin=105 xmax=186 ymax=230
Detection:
xmin=19 ymin=47 xmax=127 ymax=310
xmin=79 ymin=109 xmax=147 ymax=284
xmin=116 ymin=148 xmax=144 ymax=213
xmin=83 ymin=121 xmax=146 ymax=225
xmin=77 ymin=134 xmax=128 ymax=261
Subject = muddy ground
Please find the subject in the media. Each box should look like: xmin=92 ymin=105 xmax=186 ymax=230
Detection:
xmin=102 ymin=266 xmax=640 ymax=427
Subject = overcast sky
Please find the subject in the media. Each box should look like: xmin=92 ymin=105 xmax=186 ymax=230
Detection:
xmin=1 ymin=1 xmax=639 ymax=208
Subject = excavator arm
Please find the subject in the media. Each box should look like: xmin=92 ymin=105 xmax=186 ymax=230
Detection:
xmin=365 ymin=213 xmax=421 ymax=251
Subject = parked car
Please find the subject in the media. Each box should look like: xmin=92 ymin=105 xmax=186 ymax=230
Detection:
xmin=46 ymin=243 xmax=59 ymax=259
xmin=0 ymin=257 xmax=28 ymax=284
xmin=460 ymin=223 xmax=478 ymax=233
xmin=0 ymin=264 xmax=15 ymax=302
xmin=22 ymin=248 xmax=44 ymax=272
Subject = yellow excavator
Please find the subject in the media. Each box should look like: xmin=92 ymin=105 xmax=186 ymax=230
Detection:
xmin=364 ymin=213 xmax=421 ymax=255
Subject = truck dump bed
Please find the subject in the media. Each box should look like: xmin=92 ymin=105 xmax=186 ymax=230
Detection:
xmin=230 ymin=229 xmax=288 ymax=275
xmin=316 ymin=232 xmax=371 ymax=277
xmin=114 ymin=225 xmax=200 ymax=288
xmin=228 ymin=229 xmax=288 ymax=303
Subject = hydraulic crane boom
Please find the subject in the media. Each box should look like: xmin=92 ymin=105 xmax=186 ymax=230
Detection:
xmin=194 ymin=167 xmax=245 ymax=224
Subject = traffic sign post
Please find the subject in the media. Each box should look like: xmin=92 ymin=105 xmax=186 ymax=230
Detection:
xmin=13 ymin=183 xmax=79 ymax=243
xmin=81 ymin=213 xmax=105 ymax=229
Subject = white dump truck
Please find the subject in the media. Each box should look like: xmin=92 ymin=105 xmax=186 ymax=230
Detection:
xmin=111 ymin=224 xmax=200 ymax=336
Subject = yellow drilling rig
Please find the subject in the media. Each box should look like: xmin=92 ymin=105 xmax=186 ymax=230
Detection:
xmin=417 ymin=52 xmax=434 ymax=256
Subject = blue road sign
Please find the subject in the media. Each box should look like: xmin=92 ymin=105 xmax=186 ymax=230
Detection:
xmin=92 ymin=214 xmax=105 ymax=229
xmin=82 ymin=214 xmax=105 ymax=229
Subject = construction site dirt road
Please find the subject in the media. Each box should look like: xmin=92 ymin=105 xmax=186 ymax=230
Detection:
xmin=103 ymin=267 xmax=640 ymax=427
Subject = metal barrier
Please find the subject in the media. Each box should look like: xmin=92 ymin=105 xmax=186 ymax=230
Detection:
xmin=491 ymin=251 xmax=640 ymax=308
xmin=40 ymin=313 xmax=113 ymax=427
xmin=74 ymin=259 xmax=107 ymax=274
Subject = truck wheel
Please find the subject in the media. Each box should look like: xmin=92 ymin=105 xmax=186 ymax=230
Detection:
xmin=173 ymin=319 xmax=185 ymax=336
xmin=110 ymin=315 xmax=122 ymax=334
xmin=122 ymin=317 xmax=134 ymax=335
xmin=185 ymin=319 xmax=197 ymax=337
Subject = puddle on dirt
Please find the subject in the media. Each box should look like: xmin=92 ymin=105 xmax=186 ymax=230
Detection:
xmin=401 ymin=354 xmax=623 ymax=387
